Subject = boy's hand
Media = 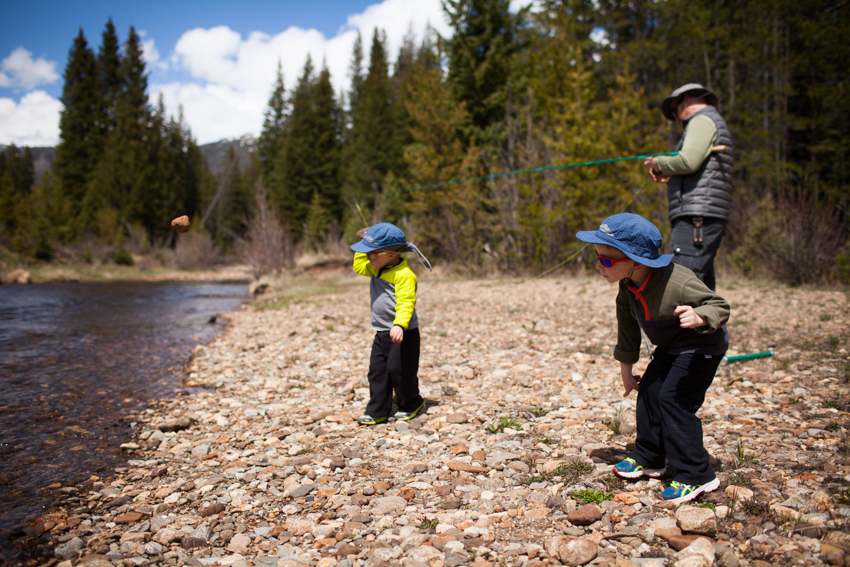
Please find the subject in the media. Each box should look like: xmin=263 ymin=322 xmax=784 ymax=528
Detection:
xmin=620 ymin=362 xmax=640 ymax=397
xmin=621 ymin=373 xmax=640 ymax=397
xmin=674 ymin=305 xmax=706 ymax=329
xmin=390 ymin=325 xmax=404 ymax=343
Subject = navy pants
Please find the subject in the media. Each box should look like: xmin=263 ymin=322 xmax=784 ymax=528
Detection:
xmin=365 ymin=327 xmax=423 ymax=418
xmin=671 ymin=217 xmax=726 ymax=291
xmin=631 ymin=349 xmax=723 ymax=485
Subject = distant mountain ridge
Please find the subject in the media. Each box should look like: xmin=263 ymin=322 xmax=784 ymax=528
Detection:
xmin=3 ymin=135 xmax=258 ymax=183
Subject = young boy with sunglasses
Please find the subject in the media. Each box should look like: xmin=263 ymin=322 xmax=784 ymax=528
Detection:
xmin=576 ymin=213 xmax=730 ymax=504
xmin=350 ymin=223 xmax=431 ymax=426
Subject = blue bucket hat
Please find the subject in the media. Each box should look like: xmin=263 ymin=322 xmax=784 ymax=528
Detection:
xmin=350 ymin=223 xmax=407 ymax=253
xmin=576 ymin=213 xmax=673 ymax=268
xmin=351 ymin=223 xmax=432 ymax=271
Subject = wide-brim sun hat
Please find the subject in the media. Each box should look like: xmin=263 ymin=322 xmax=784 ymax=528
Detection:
xmin=661 ymin=83 xmax=719 ymax=121
xmin=351 ymin=223 xmax=408 ymax=253
xmin=576 ymin=213 xmax=673 ymax=268
xmin=351 ymin=222 xmax=433 ymax=271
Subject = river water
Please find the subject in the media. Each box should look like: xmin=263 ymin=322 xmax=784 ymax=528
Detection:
xmin=0 ymin=280 xmax=248 ymax=557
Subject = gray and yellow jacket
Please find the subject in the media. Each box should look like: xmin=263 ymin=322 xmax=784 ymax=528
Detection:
xmin=614 ymin=263 xmax=730 ymax=364
xmin=353 ymin=253 xmax=418 ymax=331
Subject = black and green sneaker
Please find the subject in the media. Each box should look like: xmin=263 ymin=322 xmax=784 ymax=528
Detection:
xmin=356 ymin=414 xmax=387 ymax=426
xmin=393 ymin=400 xmax=426 ymax=422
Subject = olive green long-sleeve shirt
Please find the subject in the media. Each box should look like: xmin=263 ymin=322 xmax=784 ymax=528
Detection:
xmin=656 ymin=115 xmax=717 ymax=175
xmin=614 ymin=263 xmax=730 ymax=364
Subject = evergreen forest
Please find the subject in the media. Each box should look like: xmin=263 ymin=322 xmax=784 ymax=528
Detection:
xmin=1 ymin=0 xmax=848 ymax=285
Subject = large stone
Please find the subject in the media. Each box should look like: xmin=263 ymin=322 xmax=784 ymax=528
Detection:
xmin=371 ymin=495 xmax=407 ymax=514
xmin=54 ymin=537 xmax=84 ymax=560
xmin=156 ymin=417 xmax=192 ymax=432
xmin=545 ymin=536 xmax=598 ymax=566
xmin=227 ymin=532 xmax=252 ymax=554
xmin=675 ymin=537 xmax=717 ymax=567
xmin=447 ymin=460 xmax=489 ymax=473
xmin=567 ymin=504 xmax=602 ymax=526
xmin=667 ymin=534 xmax=713 ymax=551
xmin=676 ymin=506 xmax=718 ymax=536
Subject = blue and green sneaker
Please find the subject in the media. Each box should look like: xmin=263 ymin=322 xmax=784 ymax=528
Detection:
xmin=659 ymin=478 xmax=720 ymax=504
xmin=612 ymin=458 xmax=666 ymax=479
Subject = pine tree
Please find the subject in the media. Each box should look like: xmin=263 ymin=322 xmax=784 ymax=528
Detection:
xmin=258 ymin=62 xmax=288 ymax=187
xmin=53 ymin=30 xmax=99 ymax=233
xmin=404 ymin=37 xmax=483 ymax=262
xmin=341 ymin=29 xmax=397 ymax=217
xmin=312 ymin=65 xmax=342 ymax=219
xmin=304 ymin=190 xmax=333 ymax=251
xmin=95 ymin=19 xmax=122 ymax=154
xmin=443 ymin=0 xmax=527 ymax=141
xmin=277 ymin=57 xmax=342 ymax=237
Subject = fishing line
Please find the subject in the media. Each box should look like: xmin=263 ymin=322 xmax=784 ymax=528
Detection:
xmin=390 ymin=151 xmax=677 ymax=196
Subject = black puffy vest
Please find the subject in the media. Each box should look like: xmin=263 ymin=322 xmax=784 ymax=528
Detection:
xmin=667 ymin=106 xmax=734 ymax=221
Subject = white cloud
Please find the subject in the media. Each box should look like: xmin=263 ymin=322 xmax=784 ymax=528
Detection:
xmin=138 ymin=31 xmax=167 ymax=71
xmin=0 ymin=90 xmax=62 ymax=147
xmin=160 ymin=0 xmax=450 ymax=144
xmin=3 ymin=0 xmax=533 ymax=146
xmin=0 ymin=47 xmax=60 ymax=90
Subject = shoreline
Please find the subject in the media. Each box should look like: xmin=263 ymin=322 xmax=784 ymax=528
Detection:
xmin=8 ymin=274 xmax=850 ymax=567
xmin=0 ymin=263 xmax=254 ymax=285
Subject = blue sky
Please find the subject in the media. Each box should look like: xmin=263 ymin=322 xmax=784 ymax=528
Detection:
xmin=0 ymin=0 xmax=458 ymax=147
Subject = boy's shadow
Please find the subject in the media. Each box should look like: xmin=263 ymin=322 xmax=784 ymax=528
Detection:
xmin=589 ymin=443 xmax=723 ymax=480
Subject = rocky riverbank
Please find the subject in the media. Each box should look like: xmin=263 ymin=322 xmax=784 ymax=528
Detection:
xmin=11 ymin=273 xmax=850 ymax=567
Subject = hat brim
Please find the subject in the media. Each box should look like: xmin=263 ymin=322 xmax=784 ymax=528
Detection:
xmin=350 ymin=241 xmax=413 ymax=253
xmin=576 ymin=231 xmax=673 ymax=268
xmin=661 ymin=88 xmax=718 ymax=121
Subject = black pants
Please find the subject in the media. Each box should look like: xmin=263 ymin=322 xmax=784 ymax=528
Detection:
xmin=365 ymin=327 xmax=423 ymax=418
xmin=671 ymin=217 xmax=726 ymax=291
xmin=630 ymin=349 xmax=723 ymax=485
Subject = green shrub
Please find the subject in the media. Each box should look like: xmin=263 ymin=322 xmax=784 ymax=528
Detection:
xmin=111 ymin=246 xmax=133 ymax=266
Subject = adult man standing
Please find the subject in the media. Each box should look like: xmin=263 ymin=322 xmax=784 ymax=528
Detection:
xmin=644 ymin=84 xmax=734 ymax=291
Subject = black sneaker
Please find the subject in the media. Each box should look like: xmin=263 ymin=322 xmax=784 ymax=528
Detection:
xmin=356 ymin=414 xmax=387 ymax=426
xmin=393 ymin=400 xmax=426 ymax=421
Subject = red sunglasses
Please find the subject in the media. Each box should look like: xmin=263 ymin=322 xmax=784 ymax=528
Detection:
xmin=596 ymin=252 xmax=632 ymax=268
xmin=366 ymin=251 xmax=389 ymax=260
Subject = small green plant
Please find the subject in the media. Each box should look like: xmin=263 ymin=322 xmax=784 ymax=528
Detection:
xmin=553 ymin=460 xmax=594 ymax=481
xmin=529 ymin=406 xmax=549 ymax=417
xmin=692 ymin=502 xmax=716 ymax=510
xmin=741 ymin=500 xmax=769 ymax=516
xmin=727 ymin=473 xmax=752 ymax=487
xmin=604 ymin=405 xmax=625 ymax=435
xmin=820 ymin=314 xmax=832 ymax=322
xmin=732 ymin=437 xmax=761 ymax=468
xmin=439 ymin=332 xmax=447 ymax=337
xmin=296 ymin=447 xmax=314 ymax=455
xmin=520 ymin=460 xmax=593 ymax=486
xmin=419 ymin=519 xmax=439 ymax=530
xmin=600 ymin=475 xmax=625 ymax=491
xmin=535 ymin=436 xmax=555 ymax=445
xmin=325 ymin=324 xmax=334 ymax=331
xmin=488 ymin=416 xmax=522 ymax=433
xmin=573 ymin=488 xmax=613 ymax=505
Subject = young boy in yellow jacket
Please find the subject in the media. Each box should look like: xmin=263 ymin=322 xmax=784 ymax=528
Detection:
xmin=351 ymin=223 xmax=431 ymax=425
